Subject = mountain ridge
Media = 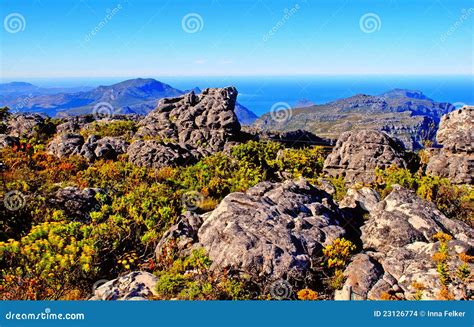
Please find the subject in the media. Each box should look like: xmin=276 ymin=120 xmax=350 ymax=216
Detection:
xmin=0 ymin=78 xmax=259 ymax=125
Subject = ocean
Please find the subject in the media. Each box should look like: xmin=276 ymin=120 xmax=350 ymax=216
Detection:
xmin=16 ymin=75 xmax=474 ymax=117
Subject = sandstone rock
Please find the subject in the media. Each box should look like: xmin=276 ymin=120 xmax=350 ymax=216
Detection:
xmin=90 ymin=272 xmax=158 ymax=300
xmin=196 ymin=179 xmax=346 ymax=284
xmin=343 ymin=186 xmax=474 ymax=300
xmin=323 ymin=130 xmax=407 ymax=184
xmin=427 ymin=107 xmax=473 ymax=184
xmin=50 ymin=187 xmax=107 ymax=222
xmin=47 ymin=133 xmax=84 ymax=158
xmin=56 ymin=116 xmax=94 ymax=134
xmin=339 ymin=187 xmax=381 ymax=212
xmin=135 ymin=87 xmax=240 ymax=157
xmin=155 ymin=211 xmax=204 ymax=257
xmin=7 ymin=114 xmax=46 ymax=138
xmin=361 ymin=187 xmax=472 ymax=252
xmin=127 ymin=140 xmax=196 ymax=168
xmin=80 ymin=135 xmax=128 ymax=161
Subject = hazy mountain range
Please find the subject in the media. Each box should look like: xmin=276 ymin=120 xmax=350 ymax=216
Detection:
xmin=0 ymin=78 xmax=259 ymax=125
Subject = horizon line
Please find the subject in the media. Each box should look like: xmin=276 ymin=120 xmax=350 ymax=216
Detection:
xmin=1 ymin=73 xmax=473 ymax=81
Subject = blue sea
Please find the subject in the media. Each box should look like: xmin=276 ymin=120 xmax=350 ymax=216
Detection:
xmin=16 ymin=75 xmax=474 ymax=116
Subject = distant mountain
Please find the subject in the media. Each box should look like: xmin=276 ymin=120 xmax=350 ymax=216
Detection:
xmin=0 ymin=79 xmax=259 ymax=124
xmin=254 ymin=89 xmax=455 ymax=150
xmin=235 ymin=102 xmax=258 ymax=125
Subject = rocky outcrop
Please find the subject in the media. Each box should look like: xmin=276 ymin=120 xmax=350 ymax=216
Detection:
xmin=323 ymin=130 xmax=407 ymax=184
xmin=155 ymin=211 xmax=204 ymax=256
xmin=47 ymin=133 xmax=84 ymax=158
xmin=56 ymin=116 xmax=95 ymax=134
xmin=90 ymin=272 xmax=158 ymax=300
xmin=188 ymin=179 xmax=346 ymax=285
xmin=125 ymin=87 xmax=241 ymax=168
xmin=342 ymin=186 xmax=473 ymax=300
xmin=427 ymin=107 xmax=473 ymax=184
xmin=7 ymin=114 xmax=46 ymax=138
xmin=80 ymin=135 xmax=129 ymax=161
xmin=50 ymin=187 xmax=107 ymax=222
xmin=127 ymin=140 xmax=196 ymax=168
xmin=339 ymin=187 xmax=381 ymax=212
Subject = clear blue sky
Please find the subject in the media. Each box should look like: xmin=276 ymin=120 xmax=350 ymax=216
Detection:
xmin=0 ymin=0 xmax=472 ymax=78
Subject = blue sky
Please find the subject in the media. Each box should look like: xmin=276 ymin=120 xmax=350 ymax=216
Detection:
xmin=0 ymin=0 xmax=472 ymax=78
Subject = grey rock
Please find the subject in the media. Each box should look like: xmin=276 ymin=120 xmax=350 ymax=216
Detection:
xmin=427 ymin=107 xmax=473 ymax=184
xmin=344 ymin=187 xmax=474 ymax=300
xmin=323 ymin=130 xmax=407 ymax=184
xmin=56 ymin=116 xmax=94 ymax=134
xmin=7 ymin=113 xmax=46 ymax=138
xmin=47 ymin=133 xmax=84 ymax=158
xmin=196 ymin=179 xmax=346 ymax=284
xmin=135 ymin=87 xmax=240 ymax=157
xmin=155 ymin=211 xmax=204 ymax=257
xmin=80 ymin=135 xmax=128 ymax=161
xmin=127 ymin=140 xmax=196 ymax=168
xmin=361 ymin=187 xmax=472 ymax=252
xmin=340 ymin=187 xmax=381 ymax=212
xmin=90 ymin=271 xmax=158 ymax=301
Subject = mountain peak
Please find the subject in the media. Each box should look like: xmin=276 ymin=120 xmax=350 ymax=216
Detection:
xmin=381 ymin=89 xmax=431 ymax=101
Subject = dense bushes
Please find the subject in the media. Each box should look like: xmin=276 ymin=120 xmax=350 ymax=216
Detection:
xmin=0 ymin=127 xmax=471 ymax=300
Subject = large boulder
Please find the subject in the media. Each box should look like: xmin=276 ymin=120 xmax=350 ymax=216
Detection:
xmin=155 ymin=211 xmax=204 ymax=257
xmin=127 ymin=140 xmax=196 ymax=169
xmin=195 ymin=179 xmax=346 ymax=284
xmin=426 ymin=107 xmax=473 ymax=184
xmin=80 ymin=135 xmax=129 ymax=161
xmin=342 ymin=186 xmax=473 ymax=300
xmin=47 ymin=133 xmax=84 ymax=158
xmin=90 ymin=272 xmax=158 ymax=300
xmin=7 ymin=113 xmax=46 ymax=138
xmin=137 ymin=87 xmax=240 ymax=149
xmin=323 ymin=130 xmax=407 ymax=184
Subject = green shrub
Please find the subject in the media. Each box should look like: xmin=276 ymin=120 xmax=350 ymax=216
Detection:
xmin=81 ymin=120 xmax=137 ymax=140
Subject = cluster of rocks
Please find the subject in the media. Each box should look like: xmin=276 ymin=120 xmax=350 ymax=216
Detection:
xmin=426 ymin=107 xmax=473 ymax=184
xmin=323 ymin=129 xmax=408 ymax=184
xmin=339 ymin=186 xmax=473 ymax=300
xmin=0 ymin=113 xmax=47 ymax=150
xmin=47 ymin=133 xmax=129 ymax=161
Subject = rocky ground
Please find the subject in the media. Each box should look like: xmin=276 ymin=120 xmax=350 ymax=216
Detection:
xmin=0 ymin=90 xmax=472 ymax=301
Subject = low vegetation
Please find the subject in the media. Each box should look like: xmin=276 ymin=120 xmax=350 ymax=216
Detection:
xmin=0 ymin=121 xmax=471 ymax=300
